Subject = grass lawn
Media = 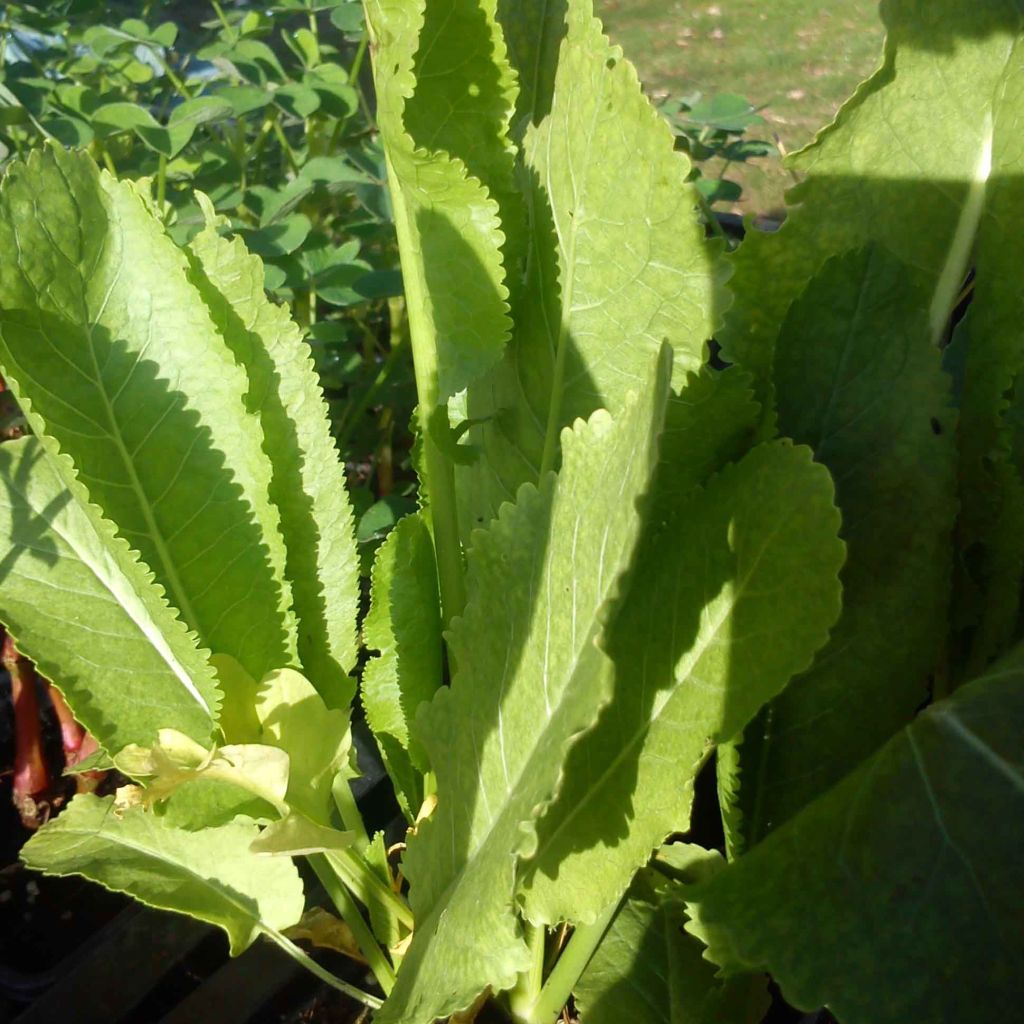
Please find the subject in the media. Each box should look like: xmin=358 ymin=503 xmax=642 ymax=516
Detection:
xmin=595 ymin=0 xmax=885 ymax=215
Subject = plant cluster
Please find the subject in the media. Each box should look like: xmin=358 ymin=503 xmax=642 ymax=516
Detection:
xmin=658 ymin=91 xmax=777 ymax=211
xmin=0 ymin=2 xmax=1021 ymax=1024
xmin=0 ymin=0 xmax=415 ymax=474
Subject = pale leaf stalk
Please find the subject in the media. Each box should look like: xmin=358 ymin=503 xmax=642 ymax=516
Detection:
xmin=928 ymin=113 xmax=993 ymax=346
xmin=260 ymin=923 xmax=383 ymax=1009
xmin=508 ymin=922 xmax=547 ymax=1021
xmin=383 ymin=150 xmax=467 ymax=623
xmin=327 ymin=846 xmax=414 ymax=931
xmin=309 ymin=853 xmax=397 ymax=994
xmin=332 ymin=773 xmax=370 ymax=852
xmin=518 ymin=902 xmax=619 ymax=1024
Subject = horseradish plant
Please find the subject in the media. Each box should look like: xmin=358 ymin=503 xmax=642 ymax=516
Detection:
xmin=0 ymin=1 xmax=1021 ymax=1022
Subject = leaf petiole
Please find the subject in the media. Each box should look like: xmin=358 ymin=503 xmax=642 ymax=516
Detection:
xmin=516 ymin=901 xmax=619 ymax=1024
xmin=308 ymin=853 xmax=396 ymax=993
xmin=326 ymin=846 xmax=414 ymax=931
xmin=260 ymin=923 xmax=383 ymax=1009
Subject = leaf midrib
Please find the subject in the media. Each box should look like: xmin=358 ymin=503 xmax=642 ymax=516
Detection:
xmin=22 ymin=443 xmax=213 ymax=717
xmin=84 ymin=267 xmax=203 ymax=639
xmin=536 ymin=31 xmax=608 ymax=477
xmin=30 ymin=167 xmax=205 ymax=647
xmin=32 ymin=814 xmax=263 ymax=933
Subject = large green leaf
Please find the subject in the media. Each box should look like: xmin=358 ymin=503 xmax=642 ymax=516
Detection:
xmin=0 ymin=436 xmax=219 ymax=751
xmin=362 ymin=511 xmax=442 ymax=819
xmin=0 ymin=146 xmax=296 ymax=681
xmin=686 ymin=643 xmax=1024 ymax=1024
xmin=575 ymin=847 xmax=768 ymax=1024
xmin=364 ymin=0 xmax=512 ymax=404
xmin=722 ymin=246 xmax=957 ymax=851
xmin=521 ymin=440 xmax=843 ymax=925
xmin=378 ymin=348 xmax=672 ymax=1023
xmin=458 ymin=0 xmax=727 ymax=532
xmin=187 ymin=218 xmax=360 ymax=704
xmin=719 ymin=1 xmax=1023 ymax=403
xmin=21 ymin=792 xmax=304 ymax=956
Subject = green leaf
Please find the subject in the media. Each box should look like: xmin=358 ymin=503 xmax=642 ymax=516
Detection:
xmin=114 ymin=729 xmax=290 ymax=813
xmin=187 ymin=219 xmax=361 ymax=702
xmin=718 ymin=1 xmax=1023 ymax=411
xmin=151 ymin=21 xmax=178 ymax=48
xmin=723 ymin=246 xmax=958 ymax=851
xmin=259 ymin=158 xmax=370 ymax=225
xmin=90 ymin=101 xmax=204 ymax=158
xmin=210 ymin=654 xmax=262 ymax=745
xmin=224 ymin=39 xmax=287 ymax=84
xmin=0 ymin=437 xmax=219 ymax=751
xmin=403 ymin=0 xmax=523 ymax=282
xmin=169 ymin=96 xmax=234 ymax=131
xmin=378 ymin=348 xmax=672 ymax=1023
xmin=365 ymin=0 xmax=512 ymax=404
xmin=21 ymin=793 xmax=304 ymax=956
xmin=215 ymin=85 xmax=272 ymax=118
xmin=362 ymin=512 xmax=442 ymax=819
xmin=330 ymin=3 xmax=365 ymax=33
xmin=250 ymin=814 xmax=354 ymax=856
xmin=695 ymin=177 xmax=742 ymax=206
xmin=238 ymin=214 xmax=312 ymax=257
xmin=42 ymin=114 xmax=94 ymax=147
xmin=686 ymin=643 xmax=1024 ymax=1024
xmin=656 ymin=367 xmax=759 ymax=510
xmin=352 ymin=268 xmax=404 ymax=300
xmin=273 ymin=84 xmax=321 ymax=119
xmin=63 ymin=749 xmax=115 ymax=776
xmin=681 ymin=94 xmax=763 ymax=132
xmin=356 ymin=496 xmax=418 ymax=544
xmin=575 ymin=848 xmax=769 ymax=1024
xmin=91 ymin=100 xmax=160 ymax=133
xmin=457 ymin=0 xmax=727 ymax=532
xmin=255 ymin=669 xmax=351 ymax=824
xmin=521 ymin=440 xmax=844 ymax=925
xmin=294 ymin=27 xmax=320 ymax=67
xmin=304 ymin=65 xmax=359 ymax=118
xmin=0 ymin=146 xmax=297 ymax=682
xmin=158 ymin=778 xmax=274 ymax=831
xmin=82 ymin=24 xmax=135 ymax=57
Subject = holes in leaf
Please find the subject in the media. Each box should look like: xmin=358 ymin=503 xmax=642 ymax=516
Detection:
xmin=930 ymin=417 xmax=943 ymax=435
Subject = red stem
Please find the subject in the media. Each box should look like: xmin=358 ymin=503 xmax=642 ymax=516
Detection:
xmin=48 ymin=685 xmax=85 ymax=755
xmin=3 ymin=634 xmax=50 ymax=800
